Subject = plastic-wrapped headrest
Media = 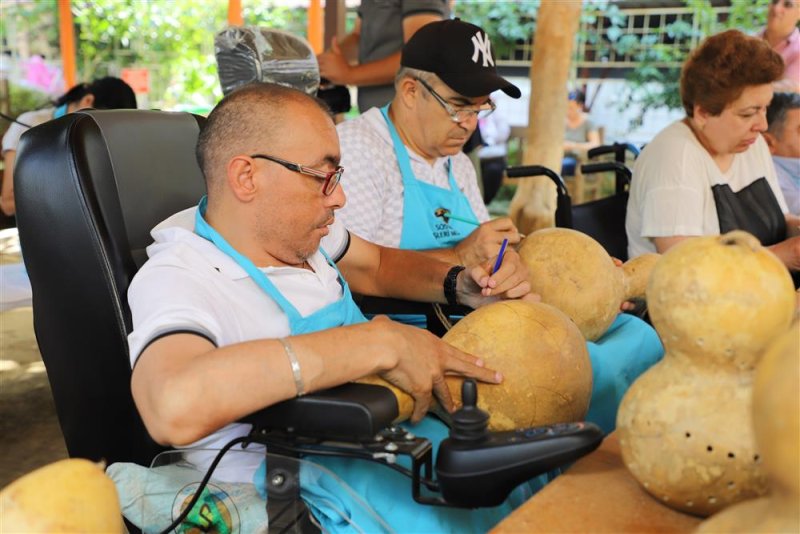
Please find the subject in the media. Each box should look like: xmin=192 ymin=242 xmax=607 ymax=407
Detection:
xmin=214 ymin=27 xmax=320 ymax=96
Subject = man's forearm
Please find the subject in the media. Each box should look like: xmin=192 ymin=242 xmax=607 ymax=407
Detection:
xmin=342 ymin=244 xmax=450 ymax=302
xmin=337 ymin=31 xmax=360 ymax=62
xmin=344 ymin=52 xmax=403 ymax=87
xmin=340 ymin=234 xmax=451 ymax=302
xmin=370 ymin=245 xmax=451 ymax=302
xmin=416 ymin=247 xmax=461 ymax=265
xmin=133 ymin=325 xmax=399 ymax=446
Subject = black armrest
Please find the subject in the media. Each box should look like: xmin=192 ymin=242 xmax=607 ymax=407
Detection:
xmin=241 ymin=383 xmax=399 ymax=441
xmin=579 ymin=161 xmax=631 ymax=194
xmin=506 ymin=165 xmax=573 ymax=228
xmin=587 ymin=142 xmax=640 ymax=162
xmin=353 ymin=295 xmax=471 ymax=318
xmin=353 ymin=295 xmax=472 ymax=337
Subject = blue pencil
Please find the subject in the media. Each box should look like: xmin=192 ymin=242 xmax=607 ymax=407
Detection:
xmin=491 ymin=238 xmax=509 ymax=275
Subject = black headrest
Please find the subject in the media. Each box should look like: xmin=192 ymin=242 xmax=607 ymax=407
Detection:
xmin=14 ymin=109 xmax=206 ymax=465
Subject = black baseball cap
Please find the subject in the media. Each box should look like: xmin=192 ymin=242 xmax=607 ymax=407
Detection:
xmin=401 ymin=19 xmax=521 ymax=99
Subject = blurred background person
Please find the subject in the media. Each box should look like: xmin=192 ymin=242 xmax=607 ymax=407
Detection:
xmin=760 ymin=0 xmax=800 ymax=92
xmin=562 ymin=88 xmax=601 ymax=176
xmin=765 ymin=92 xmax=800 ymax=214
xmin=1 ymin=76 xmax=137 ymax=216
xmin=477 ymin=110 xmax=511 ymax=204
xmin=316 ymin=0 xmax=448 ymax=113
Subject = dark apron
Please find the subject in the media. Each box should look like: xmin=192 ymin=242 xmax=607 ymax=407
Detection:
xmin=712 ymin=177 xmax=785 ymax=246
xmin=712 ymin=177 xmax=797 ymax=287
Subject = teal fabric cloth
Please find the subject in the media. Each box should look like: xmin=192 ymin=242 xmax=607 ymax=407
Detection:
xmin=585 ymin=313 xmax=664 ymax=434
xmin=254 ymin=416 xmax=550 ymax=534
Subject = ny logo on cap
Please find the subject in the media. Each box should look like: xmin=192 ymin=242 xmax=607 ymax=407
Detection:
xmin=470 ymin=31 xmax=494 ymax=67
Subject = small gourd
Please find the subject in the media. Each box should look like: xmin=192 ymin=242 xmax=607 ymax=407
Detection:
xmin=0 ymin=458 xmax=124 ymax=532
xmin=617 ymin=231 xmax=795 ymax=517
xmin=518 ymin=228 xmax=659 ymax=340
xmin=696 ymin=322 xmax=800 ymax=532
xmin=361 ymin=300 xmax=592 ymax=431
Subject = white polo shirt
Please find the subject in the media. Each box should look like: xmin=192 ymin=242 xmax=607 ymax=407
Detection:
xmin=336 ymin=107 xmax=490 ymax=247
xmin=127 ymin=206 xmax=350 ymax=475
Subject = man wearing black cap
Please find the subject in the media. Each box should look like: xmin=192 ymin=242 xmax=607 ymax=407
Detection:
xmin=337 ymin=19 xmax=665 ymax=440
xmin=336 ymin=19 xmax=523 ymax=269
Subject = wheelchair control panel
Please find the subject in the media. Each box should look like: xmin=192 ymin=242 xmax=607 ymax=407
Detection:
xmin=434 ymin=379 xmax=604 ymax=507
xmin=243 ymin=379 xmax=604 ymax=509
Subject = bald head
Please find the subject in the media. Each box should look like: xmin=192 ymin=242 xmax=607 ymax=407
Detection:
xmin=196 ymin=82 xmax=332 ymax=193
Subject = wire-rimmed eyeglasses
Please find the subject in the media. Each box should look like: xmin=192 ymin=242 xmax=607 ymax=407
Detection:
xmin=251 ymin=154 xmax=343 ymax=196
xmin=415 ymin=77 xmax=496 ymax=123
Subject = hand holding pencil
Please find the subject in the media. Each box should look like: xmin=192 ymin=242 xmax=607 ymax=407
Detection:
xmin=457 ymin=242 xmax=539 ymax=307
xmin=452 ymin=216 xmax=523 ymax=267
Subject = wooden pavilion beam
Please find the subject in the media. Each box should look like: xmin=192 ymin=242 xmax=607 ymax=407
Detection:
xmin=228 ymin=0 xmax=243 ymax=26
xmin=57 ymin=0 xmax=77 ymax=89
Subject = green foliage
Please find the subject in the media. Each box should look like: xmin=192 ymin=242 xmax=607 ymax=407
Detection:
xmin=615 ymin=0 xmax=771 ymax=126
xmin=7 ymin=84 xmax=52 ymax=116
xmin=3 ymin=0 xmax=309 ymax=110
xmin=453 ymin=1 xmax=540 ymax=59
xmin=458 ymin=0 xmax=773 ymax=126
xmin=1 ymin=0 xmax=777 ymax=115
xmin=0 ymin=84 xmax=51 ymax=148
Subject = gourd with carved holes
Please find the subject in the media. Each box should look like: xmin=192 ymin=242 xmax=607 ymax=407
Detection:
xmin=617 ymin=231 xmax=795 ymax=517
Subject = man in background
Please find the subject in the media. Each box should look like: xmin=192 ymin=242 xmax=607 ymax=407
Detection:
xmin=317 ymin=0 xmax=448 ymax=112
xmin=766 ymin=92 xmax=800 ymax=214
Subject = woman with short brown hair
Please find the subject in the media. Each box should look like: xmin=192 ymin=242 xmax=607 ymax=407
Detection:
xmin=626 ymin=30 xmax=800 ymax=278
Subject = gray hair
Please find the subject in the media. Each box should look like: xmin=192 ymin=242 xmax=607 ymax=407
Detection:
xmin=767 ymin=92 xmax=800 ymax=139
xmin=394 ymin=66 xmax=435 ymax=89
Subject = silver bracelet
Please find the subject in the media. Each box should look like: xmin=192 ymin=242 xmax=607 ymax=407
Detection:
xmin=278 ymin=337 xmax=305 ymax=397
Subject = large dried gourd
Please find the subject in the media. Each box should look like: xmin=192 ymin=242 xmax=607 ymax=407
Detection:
xmin=617 ymin=231 xmax=795 ymax=517
xmin=0 ymin=458 xmax=124 ymax=532
xmin=361 ymin=300 xmax=592 ymax=431
xmin=696 ymin=322 xmax=800 ymax=533
xmin=518 ymin=228 xmax=659 ymax=340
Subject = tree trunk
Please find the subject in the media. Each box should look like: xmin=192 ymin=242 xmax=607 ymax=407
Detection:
xmin=509 ymin=0 xmax=582 ymax=235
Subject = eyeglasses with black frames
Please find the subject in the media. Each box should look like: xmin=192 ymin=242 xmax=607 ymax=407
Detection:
xmin=250 ymin=154 xmax=343 ymax=196
xmin=415 ymin=77 xmax=496 ymax=123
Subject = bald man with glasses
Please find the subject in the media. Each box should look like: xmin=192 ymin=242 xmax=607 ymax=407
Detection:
xmin=115 ymin=81 xmax=541 ymax=531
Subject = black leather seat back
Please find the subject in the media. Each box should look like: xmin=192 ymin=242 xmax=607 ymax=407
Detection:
xmin=572 ymin=192 xmax=629 ymax=261
xmin=14 ymin=110 xmax=206 ymax=466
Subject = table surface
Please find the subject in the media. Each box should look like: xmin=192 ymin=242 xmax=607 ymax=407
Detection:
xmin=491 ymin=433 xmax=704 ymax=533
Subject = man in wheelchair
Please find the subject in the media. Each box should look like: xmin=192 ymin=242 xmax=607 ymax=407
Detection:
xmin=113 ymin=81 xmax=540 ymax=532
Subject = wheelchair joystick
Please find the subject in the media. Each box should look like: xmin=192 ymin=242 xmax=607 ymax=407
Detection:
xmin=449 ymin=379 xmax=490 ymax=442
xmin=434 ymin=379 xmax=605 ymax=508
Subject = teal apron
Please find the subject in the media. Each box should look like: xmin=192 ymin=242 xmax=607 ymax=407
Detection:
xmin=194 ymin=198 xmax=536 ymax=533
xmin=380 ymin=105 xmax=479 ymax=250
xmin=380 ymin=105 xmax=479 ymax=328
